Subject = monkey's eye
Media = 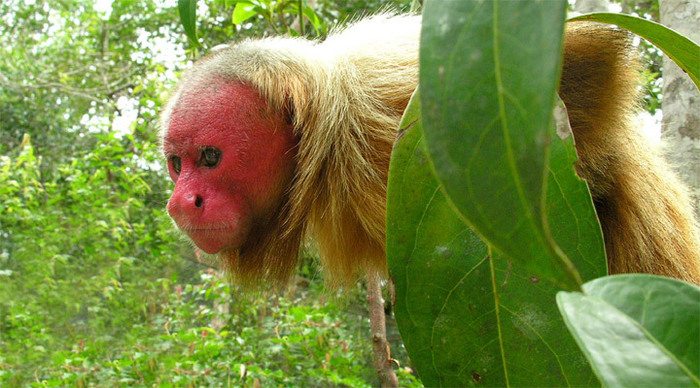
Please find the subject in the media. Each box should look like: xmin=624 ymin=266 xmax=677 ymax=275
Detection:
xmin=201 ymin=147 xmax=221 ymax=168
xmin=170 ymin=155 xmax=182 ymax=174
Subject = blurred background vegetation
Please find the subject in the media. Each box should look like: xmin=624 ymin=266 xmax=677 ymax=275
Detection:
xmin=0 ymin=0 xmax=661 ymax=385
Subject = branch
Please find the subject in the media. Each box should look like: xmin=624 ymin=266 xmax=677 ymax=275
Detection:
xmin=367 ymin=272 xmax=398 ymax=387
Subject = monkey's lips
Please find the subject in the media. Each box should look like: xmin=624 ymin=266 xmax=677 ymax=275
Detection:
xmin=183 ymin=227 xmax=242 ymax=254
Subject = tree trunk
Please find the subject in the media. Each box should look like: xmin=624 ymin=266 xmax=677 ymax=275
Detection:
xmin=660 ymin=0 xmax=700 ymax=220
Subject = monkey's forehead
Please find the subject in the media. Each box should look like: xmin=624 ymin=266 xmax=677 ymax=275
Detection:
xmin=163 ymin=82 xmax=287 ymax=151
xmin=179 ymin=78 xmax=282 ymax=124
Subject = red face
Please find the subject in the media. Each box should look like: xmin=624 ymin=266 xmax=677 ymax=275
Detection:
xmin=164 ymin=82 xmax=297 ymax=254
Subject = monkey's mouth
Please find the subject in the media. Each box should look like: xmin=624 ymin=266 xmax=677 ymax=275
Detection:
xmin=183 ymin=227 xmax=240 ymax=254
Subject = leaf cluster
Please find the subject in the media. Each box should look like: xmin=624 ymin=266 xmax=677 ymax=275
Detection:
xmin=387 ymin=1 xmax=700 ymax=386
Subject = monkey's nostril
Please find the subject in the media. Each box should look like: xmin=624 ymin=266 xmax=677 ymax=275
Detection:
xmin=195 ymin=196 xmax=203 ymax=208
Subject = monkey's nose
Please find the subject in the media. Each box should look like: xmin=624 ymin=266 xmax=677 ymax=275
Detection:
xmin=180 ymin=193 xmax=204 ymax=210
xmin=167 ymin=191 xmax=205 ymax=221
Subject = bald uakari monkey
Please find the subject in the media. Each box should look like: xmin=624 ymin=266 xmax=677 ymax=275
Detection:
xmin=160 ymin=14 xmax=700 ymax=288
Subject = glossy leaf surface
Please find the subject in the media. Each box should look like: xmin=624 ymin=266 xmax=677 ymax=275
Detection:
xmin=387 ymin=95 xmax=599 ymax=386
xmin=557 ymin=275 xmax=700 ymax=387
xmin=420 ymin=0 xmax=589 ymax=290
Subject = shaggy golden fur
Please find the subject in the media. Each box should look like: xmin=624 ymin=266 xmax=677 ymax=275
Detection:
xmin=162 ymin=15 xmax=700 ymax=287
xmin=562 ymin=22 xmax=700 ymax=282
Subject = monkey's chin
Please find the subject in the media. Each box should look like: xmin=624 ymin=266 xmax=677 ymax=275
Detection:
xmin=186 ymin=228 xmax=244 ymax=254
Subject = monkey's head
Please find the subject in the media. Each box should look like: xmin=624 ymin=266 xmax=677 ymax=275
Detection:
xmin=160 ymin=34 xmax=394 ymax=287
xmin=163 ymin=80 xmax=297 ymax=256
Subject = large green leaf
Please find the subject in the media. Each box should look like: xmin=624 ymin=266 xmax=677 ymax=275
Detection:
xmin=387 ymin=94 xmax=599 ymax=386
xmin=569 ymin=13 xmax=700 ymax=88
xmin=177 ymin=0 xmax=200 ymax=47
xmin=420 ymin=0 xmax=586 ymax=290
xmin=557 ymin=275 xmax=700 ymax=387
xmin=388 ymin=1 xmax=610 ymax=384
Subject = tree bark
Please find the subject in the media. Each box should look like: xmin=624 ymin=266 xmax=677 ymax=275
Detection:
xmin=660 ymin=0 xmax=700 ymax=220
xmin=367 ymin=272 xmax=398 ymax=387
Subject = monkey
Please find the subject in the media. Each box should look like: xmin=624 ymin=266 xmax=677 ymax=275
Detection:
xmin=160 ymin=14 xmax=700 ymax=288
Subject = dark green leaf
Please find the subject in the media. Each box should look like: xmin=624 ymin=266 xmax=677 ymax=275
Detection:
xmin=420 ymin=0 xmax=589 ymax=290
xmin=387 ymin=93 xmax=598 ymax=386
xmin=569 ymin=13 xmax=700 ymax=88
xmin=557 ymin=275 xmax=700 ymax=387
xmin=178 ymin=0 xmax=200 ymax=47
xmin=388 ymin=1 xmax=609 ymax=384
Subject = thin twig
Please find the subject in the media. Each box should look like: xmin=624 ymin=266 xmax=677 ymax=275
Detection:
xmin=367 ymin=272 xmax=398 ymax=387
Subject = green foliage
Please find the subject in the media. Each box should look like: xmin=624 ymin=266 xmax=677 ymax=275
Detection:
xmin=0 ymin=132 xmax=170 ymax=383
xmin=14 ymin=271 xmax=376 ymax=386
xmin=387 ymin=96 xmax=598 ymax=386
xmin=180 ymin=0 xmax=415 ymax=45
xmin=0 ymin=1 xmax=177 ymax=164
xmin=558 ymin=275 xmax=700 ymax=386
xmin=418 ymin=0 xmax=605 ymax=290
xmin=227 ymin=0 xmax=327 ymax=36
xmin=388 ymin=4 xmax=607 ymax=383
xmin=0 ymin=135 xmax=416 ymax=385
xmin=178 ymin=0 xmax=411 ymax=49
xmin=387 ymin=1 xmax=699 ymax=386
